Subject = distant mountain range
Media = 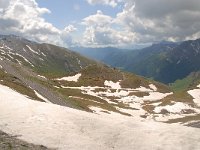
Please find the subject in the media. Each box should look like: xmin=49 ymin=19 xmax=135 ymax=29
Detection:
xmin=71 ymin=39 xmax=200 ymax=84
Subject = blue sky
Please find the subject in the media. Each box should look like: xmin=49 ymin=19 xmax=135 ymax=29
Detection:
xmin=36 ymin=0 xmax=122 ymax=29
xmin=1 ymin=0 xmax=200 ymax=48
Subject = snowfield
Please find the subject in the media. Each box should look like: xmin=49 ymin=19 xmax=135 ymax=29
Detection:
xmin=1 ymin=84 xmax=200 ymax=150
xmin=61 ymin=82 xmax=172 ymax=106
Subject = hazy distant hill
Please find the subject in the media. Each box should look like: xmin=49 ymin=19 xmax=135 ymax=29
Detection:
xmin=72 ymin=39 xmax=200 ymax=84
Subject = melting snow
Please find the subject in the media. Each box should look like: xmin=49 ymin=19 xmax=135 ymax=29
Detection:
xmin=53 ymin=86 xmax=60 ymax=89
xmin=135 ymin=86 xmax=153 ymax=92
xmin=12 ymin=53 xmax=34 ymax=67
xmin=37 ymin=75 xmax=47 ymax=80
xmin=188 ymin=85 xmax=200 ymax=106
xmin=149 ymin=84 xmax=157 ymax=91
xmin=56 ymin=73 xmax=81 ymax=82
xmin=140 ymin=92 xmax=173 ymax=101
xmin=61 ymin=83 xmax=172 ymax=106
xmin=41 ymin=52 xmax=47 ymax=57
xmin=0 ymin=84 xmax=200 ymax=150
xmin=26 ymin=45 xmax=40 ymax=55
xmin=154 ymin=102 xmax=195 ymax=114
xmin=104 ymin=80 xmax=121 ymax=89
xmin=34 ymin=90 xmax=51 ymax=103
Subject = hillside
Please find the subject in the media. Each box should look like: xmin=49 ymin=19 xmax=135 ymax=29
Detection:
xmin=1 ymin=84 xmax=200 ymax=150
xmin=1 ymin=35 xmax=200 ymax=149
xmin=171 ymin=71 xmax=200 ymax=92
xmin=0 ymin=35 xmax=200 ymax=122
xmin=75 ymin=39 xmax=200 ymax=84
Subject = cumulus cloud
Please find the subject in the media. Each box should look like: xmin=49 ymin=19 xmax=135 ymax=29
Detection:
xmin=82 ymin=10 xmax=113 ymax=27
xmin=61 ymin=25 xmax=78 ymax=46
xmin=115 ymin=0 xmax=200 ymax=42
xmin=0 ymin=0 xmax=63 ymax=45
xmin=1 ymin=0 xmax=200 ymax=48
xmin=83 ymin=0 xmax=200 ymax=46
xmin=81 ymin=10 xmax=136 ymax=47
xmin=86 ymin=0 xmax=121 ymax=7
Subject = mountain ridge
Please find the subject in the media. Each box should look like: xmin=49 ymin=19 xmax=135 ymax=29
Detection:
xmin=71 ymin=38 xmax=200 ymax=84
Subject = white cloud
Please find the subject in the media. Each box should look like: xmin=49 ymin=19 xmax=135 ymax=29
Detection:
xmin=0 ymin=0 xmax=62 ymax=45
xmin=61 ymin=25 xmax=78 ymax=46
xmin=63 ymin=25 xmax=77 ymax=34
xmin=114 ymin=0 xmax=200 ymax=43
xmin=1 ymin=0 xmax=200 ymax=48
xmin=85 ymin=0 xmax=200 ymax=45
xmin=86 ymin=0 xmax=121 ymax=7
xmin=82 ymin=10 xmax=113 ymax=27
xmin=81 ymin=10 xmax=136 ymax=47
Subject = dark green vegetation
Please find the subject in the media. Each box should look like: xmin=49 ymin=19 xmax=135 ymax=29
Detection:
xmin=171 ymin=71 xmax=200 ymax=92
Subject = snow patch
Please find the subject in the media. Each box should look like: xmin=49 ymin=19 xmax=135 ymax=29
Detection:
xmin=104 ymin=80 xmax=121 ymax=89
xmin=188 ymin=89 xmax=200 ymax=106
xmin=34 ymin=90 xmax=51 ymax=103
xmin=140 ymin=92 xmax=173 ymax=101
xmin=135 ymin=86 xmax=153 ymax=92
xmin=56 ymin=73 xmax=81 ymax=82
xmin=26 ymin=45 xmax=40 ymax=55
xmin=37 ymin=75 xmax=47 ymax=80
xmin=14 ymin=53 xmax=34 ymax=67
xmin=154 ymin=102 xmax=194 ymax=114
xmin=149 ymin=84 xmax=157 ymax=91
xmin=41 ymin=52 xmax=47 ymax=57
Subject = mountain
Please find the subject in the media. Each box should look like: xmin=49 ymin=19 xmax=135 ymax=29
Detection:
xmin=0 ymin=35 xmax=200 ymax=125
xmin=1 ymin=35 xmax=200 ymax=149
xmin=73 ymin=39 xmax=200 ymax=84
xmin=70 ymin=47 xmax=132 ymax=63
xmin=132 ymin=39 xmax=200 ymax=83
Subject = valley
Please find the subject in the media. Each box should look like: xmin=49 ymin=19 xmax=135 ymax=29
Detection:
xmin=0 ymin=35 xmax=200 ymax=149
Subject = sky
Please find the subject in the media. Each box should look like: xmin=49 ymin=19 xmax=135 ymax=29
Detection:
xmin=0 ymin=0 xmax=200 ymax=48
